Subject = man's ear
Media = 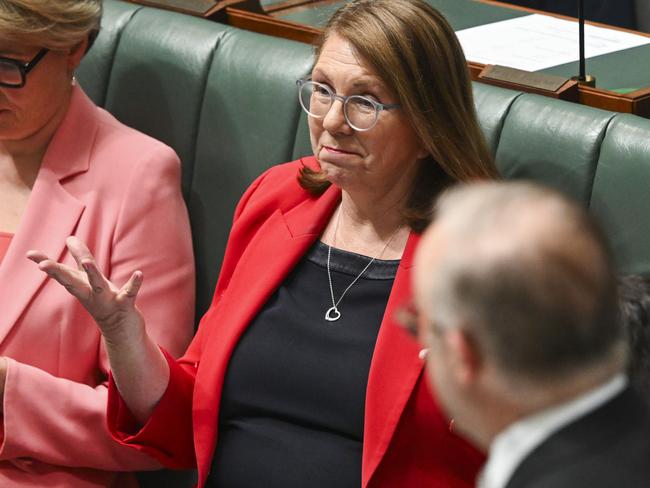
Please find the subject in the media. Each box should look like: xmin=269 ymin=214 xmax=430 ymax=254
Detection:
xmin=444 ymin=328 xmax=482 ymax=386
xmin=66 ymin=37 xmax=89 ymax=72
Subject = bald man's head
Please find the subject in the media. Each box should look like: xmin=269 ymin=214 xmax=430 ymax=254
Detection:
xmin=415 ymin=182 xmax=625 ymax=385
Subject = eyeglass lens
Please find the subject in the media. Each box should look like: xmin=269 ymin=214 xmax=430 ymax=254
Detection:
xmin=299 ymin=81 xmax=379 ymax=130
xmin=0 ymin=62 xmax=22 ymax=87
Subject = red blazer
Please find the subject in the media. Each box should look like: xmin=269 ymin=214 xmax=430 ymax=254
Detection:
xmin=109 ymin=158 xmax=484 ymax=487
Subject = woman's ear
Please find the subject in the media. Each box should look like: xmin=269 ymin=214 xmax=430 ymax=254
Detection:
xmin=66 ymin=37 xmax=89 ymax=72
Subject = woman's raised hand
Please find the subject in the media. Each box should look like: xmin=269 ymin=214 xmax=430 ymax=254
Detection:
xmin=29 ymin=236 xmax=171 ymax=421
xmin=27 ymin=236 xmax=145 ymax=341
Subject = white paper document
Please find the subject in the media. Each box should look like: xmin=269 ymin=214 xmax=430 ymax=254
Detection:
xmin=455 ymin=14 xmax=650 ymax=72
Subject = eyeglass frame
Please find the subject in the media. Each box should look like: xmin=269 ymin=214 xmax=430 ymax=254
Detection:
xmin=396 ymin=300 xmax=450 ymax=341
xmin=296 ymin=78 xmax=400 ymax=132
xmin=0 ymin=48 xmax=50 ymax=88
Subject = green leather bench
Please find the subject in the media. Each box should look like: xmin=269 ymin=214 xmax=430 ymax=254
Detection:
xmin=76 ymin=2 xmax=650 ymax=483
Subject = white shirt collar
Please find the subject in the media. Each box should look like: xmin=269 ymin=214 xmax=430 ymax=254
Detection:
xmin=477 ymin=374 xmax=627 ymax=488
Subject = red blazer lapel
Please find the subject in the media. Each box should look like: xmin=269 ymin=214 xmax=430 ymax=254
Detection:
xmin=362 ymin=232 xmax=423 ymax=487
xmin=193 ymin=185 xmax=341 ymax=484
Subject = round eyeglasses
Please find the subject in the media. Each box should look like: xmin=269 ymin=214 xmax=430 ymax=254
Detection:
xmin=0 ymin=48 xmax=49 ymax=88
xmin=296 ymin=79 xmax=400 ymax=132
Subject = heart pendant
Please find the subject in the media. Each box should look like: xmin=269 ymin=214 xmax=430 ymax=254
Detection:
xmin=325 ymin=306 xmax=341 ymax=322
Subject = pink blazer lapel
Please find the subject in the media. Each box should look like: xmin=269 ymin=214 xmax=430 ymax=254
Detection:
xmin=0 ymin=87 xmax=94 ymax=345
xmin=362 ymin=232 xmax=423 ymax=487
xmin=193 ymin=185 xmax=341 ymax=483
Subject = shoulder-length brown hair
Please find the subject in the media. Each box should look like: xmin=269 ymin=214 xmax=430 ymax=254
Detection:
xmin=299 ymin=0 xmax=498 ymax=232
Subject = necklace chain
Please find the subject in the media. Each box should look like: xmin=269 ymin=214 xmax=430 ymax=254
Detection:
xmin=325 ymin=208 xmax=400 ymax=322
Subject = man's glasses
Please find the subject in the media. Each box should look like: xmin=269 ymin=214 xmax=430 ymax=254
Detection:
xmin=0 ymin=48 xmax=49 ymax=88
xmin=296 ymin=78 xmax=400 ymax=132
xmin=396 ymin=302 xmax=421 ymax=339
xmin=396 ymin=302 xmax=432 ymax=361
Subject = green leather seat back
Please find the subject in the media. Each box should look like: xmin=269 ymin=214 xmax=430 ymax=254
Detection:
xmin=191 ymin=30 xmax=313 ymax=316
xmin=495 ymin=94 xmax=615 ymax=204
xmin=293 ymin=111 xmax=313 ymax=160
xmin=76 ymin=0 xmax=141 ymax=106
xmin=104 ymin=7 xmax=231 ymax=199
xmin=472 ymin=83 xmax=522 ymax=157
xmin=591 ymin=115 xmax=650 ymax=273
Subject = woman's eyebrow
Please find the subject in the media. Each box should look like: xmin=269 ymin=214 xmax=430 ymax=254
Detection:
xmin=311 ymin=72 xmax=334 ymax=86
xmin=351 ymin=81 xmax=372 ymax=88
xmin=351 ymin=78 xmax=386 ymax=91
xmin=311 ymin=70 xmax=385 ymax=93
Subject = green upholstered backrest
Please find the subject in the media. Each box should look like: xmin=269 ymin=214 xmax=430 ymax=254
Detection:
xmin=472 ymin=82 xmax=650 ymax=273
xmin=472 ymin=83 xmax=522 ymax=158
xmin=590 ymin=115 xmax=650 ymax=273
xmin=79 ymin=0 xmax=650 ymax=324
xmin=190 ymin=30 xmax=312 ymax=314
xmin=494 ymin=94 xmax=616 ymax=204
xmin=75 ymin=0 xmax=140 ymax=106
xmin=104 ymin=8 xmax=230 ymax=200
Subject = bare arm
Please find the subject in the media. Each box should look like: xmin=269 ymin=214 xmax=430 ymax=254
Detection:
xmin=28 ymin=237 xmax=168 ymax=424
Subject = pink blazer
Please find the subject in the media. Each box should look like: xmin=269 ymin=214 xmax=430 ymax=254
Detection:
xmin=109 ymin=159 xmax=484 ymax=487
xmin=0 ymin=86 xmax=195 ymax=487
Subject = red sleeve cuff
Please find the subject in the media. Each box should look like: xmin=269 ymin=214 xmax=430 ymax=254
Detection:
xmin=107 ymin=348 xmax=196 ymax=468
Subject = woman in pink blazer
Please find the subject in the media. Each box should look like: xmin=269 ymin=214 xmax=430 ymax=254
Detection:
xmin=0 ymin=1 xmax=194 ymax=486
xmin=35 ymin=1 xmax=497 ymax=486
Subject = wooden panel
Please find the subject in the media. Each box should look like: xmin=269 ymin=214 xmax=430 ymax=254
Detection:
xmin=226 ymin=7 xmax=320 ymax=43
xmin=262 ymin=0 xmax=316 ymax=13
xmin=127 ymin=0 xmax=262 ymax=16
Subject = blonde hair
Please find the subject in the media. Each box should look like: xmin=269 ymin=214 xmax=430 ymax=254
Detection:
xmin=0 ymin=0 xmax=102 ymax=50
xmin=299 ymin=0 xmax=497 ymax=231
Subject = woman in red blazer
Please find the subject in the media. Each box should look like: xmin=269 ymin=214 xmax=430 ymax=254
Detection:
xmin=33 ymin=0 xmax=497 ymax=486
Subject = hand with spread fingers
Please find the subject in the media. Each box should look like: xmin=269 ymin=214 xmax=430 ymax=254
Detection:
xmin=27 ymin=236 xmax=171 ymax=424
xmin=28 ymin=236 xmax=145 ymax=342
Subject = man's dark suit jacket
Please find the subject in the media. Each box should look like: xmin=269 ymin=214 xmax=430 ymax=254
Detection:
xmin=506 ymin=388 xmax=650 ymax=488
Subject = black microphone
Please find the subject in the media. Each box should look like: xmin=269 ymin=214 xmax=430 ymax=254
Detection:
xmin=572 ymin=0 xmax=596 ymax=86
xmin=578 ymin=0 xmax=585 ymax=80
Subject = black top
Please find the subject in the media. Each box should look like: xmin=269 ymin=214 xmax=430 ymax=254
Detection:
xmin=207 ymin=241 xmax=399 ymax=487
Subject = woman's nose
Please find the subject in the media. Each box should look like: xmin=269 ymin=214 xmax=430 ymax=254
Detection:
xmin=322 ymin=99 xmax=353 ymax=135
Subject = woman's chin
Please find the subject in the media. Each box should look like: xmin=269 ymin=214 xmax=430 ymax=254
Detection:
xmin=319 ymin=164 xmax=347 ymax=187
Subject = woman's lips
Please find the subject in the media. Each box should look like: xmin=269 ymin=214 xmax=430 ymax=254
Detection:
xmin=323 ymin=145 xmax=358 ymax=155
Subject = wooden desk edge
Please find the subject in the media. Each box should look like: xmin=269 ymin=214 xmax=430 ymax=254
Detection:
xmin=226 ymin=7 xmax=320 ymax=43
